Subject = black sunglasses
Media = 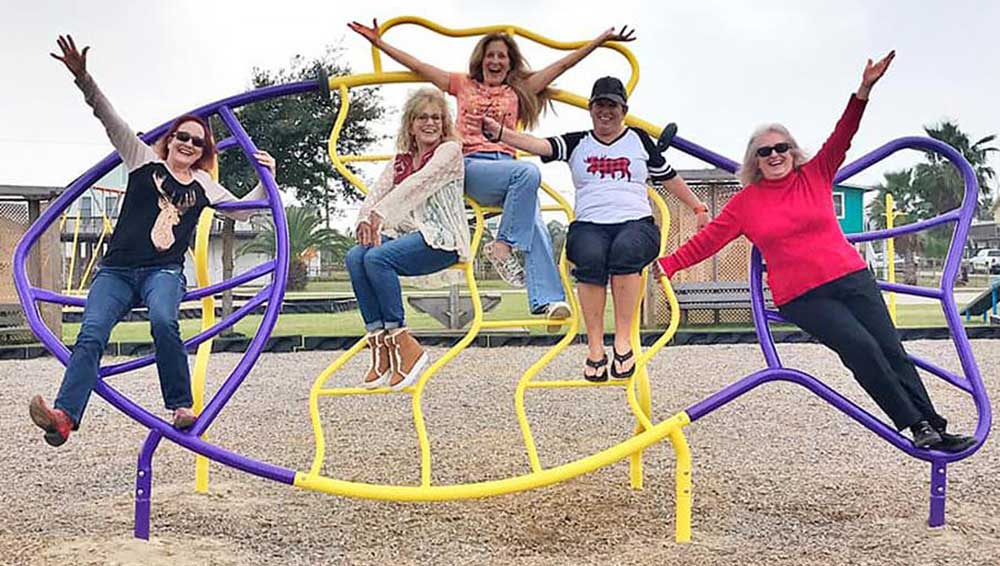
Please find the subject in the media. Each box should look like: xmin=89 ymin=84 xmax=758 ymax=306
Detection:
xmin=755 ymin=142 xmax=791 ymax=158
xmin=172 ymin=130 xmax=206 ymax=148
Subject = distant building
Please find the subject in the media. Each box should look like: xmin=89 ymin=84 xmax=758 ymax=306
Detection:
xmin=833 ymin=183 xmax=872 ymax=234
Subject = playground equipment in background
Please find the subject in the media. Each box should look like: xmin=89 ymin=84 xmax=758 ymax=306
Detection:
xmin=13 ymin=16 xmax=990 ymax=542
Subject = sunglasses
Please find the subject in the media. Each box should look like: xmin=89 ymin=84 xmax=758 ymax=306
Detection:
xmin=755 ymin=142 xmax=792 ymax=158
xmin=171 ymin=130 xmax=206 ymax=148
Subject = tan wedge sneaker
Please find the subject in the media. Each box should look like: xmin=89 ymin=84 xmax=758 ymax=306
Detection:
xmin=363 ymin=330 xmax=391 ymax=389
xmin=385 ymin=328 xmax=429 ymax=391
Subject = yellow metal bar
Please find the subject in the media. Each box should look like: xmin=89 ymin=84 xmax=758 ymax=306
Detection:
xmin=76 ymin=216 xmax=112 ymax=292
xmin=514 ymin=181 xmax=578 ymax=473
xmin=371 ymin=16 xmax=640 ymax=95
xmin=479 ymin=319 xmax=567 ymax=329
xmin=308 ymin=337 xmax=368 ymax=476
xmin=65 ymin=204 xmax=83 ymax=292
xmin=886 ymin=193 xmax=897 ymax=325
xmin=525 ymin=380 xmax=628 ymax=389
xmin=668 ymin=427 xmax=693 ymax=543
xmin=295 ymin=412 xmax=690 ymax=502
xmin=192 ymin=163 xmax=222 ymax=493
xmin=339 ymin=154 xmax=393 ymax=163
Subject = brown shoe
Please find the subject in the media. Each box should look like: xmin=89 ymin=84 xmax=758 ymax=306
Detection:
xmin=172 ymin=407 xmax=197 ymax=430
xmin=29 ymin=395 xmax=74 ymax=447
xmin=385 ymin=328 xmax=429 ymax=391
xmin=362 ymin=330 xmax=391 ymax=389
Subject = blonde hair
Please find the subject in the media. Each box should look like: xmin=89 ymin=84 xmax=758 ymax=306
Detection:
xmin=467 ymin=33 xmax=550 ymax=129
xmin=737 ymin=124 xmax=811 ymax=186
xmin=395 ymin=87 xmax=460 ymax=154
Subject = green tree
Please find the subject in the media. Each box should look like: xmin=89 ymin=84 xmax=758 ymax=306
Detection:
xmin=866 ymin=121 xmax=997 ymax=283
xmin=211 ymin=46 xmax=384 ymax=318
xmin=240 ymin=206 xmax=352 ymax=291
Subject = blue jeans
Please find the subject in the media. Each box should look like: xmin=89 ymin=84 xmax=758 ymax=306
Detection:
xmin=464 ymin=152 xmax=565 ymax=313
xmin=345 ymin=232 xmax=459 ymax=332
xmin=55 ymin=265 xmax=191 ymax=427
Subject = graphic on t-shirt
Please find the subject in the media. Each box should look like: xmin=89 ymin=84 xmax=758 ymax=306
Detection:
xmin=584 ymin=156 xmax=632 ymax=181
xmin=150 ymin=171 xmax=196 ymax=252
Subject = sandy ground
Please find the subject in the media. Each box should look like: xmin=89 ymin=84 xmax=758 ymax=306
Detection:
xmin=1 ymin=339 xmax=999 ymax=566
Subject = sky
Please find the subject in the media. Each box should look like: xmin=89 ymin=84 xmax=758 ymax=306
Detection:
xmin=2 ymin=0 xmax=998 ymax=227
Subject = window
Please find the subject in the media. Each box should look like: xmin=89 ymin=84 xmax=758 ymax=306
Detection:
xmin=105 ymin=195 xmax=119 ymax=218
xmin=833 ymin=193 xmax=845 ymax=219
xmin=990 ymin=250 xmax=1000 ymax=257
xmin=80 ymin=196 xmax=92 ymax=218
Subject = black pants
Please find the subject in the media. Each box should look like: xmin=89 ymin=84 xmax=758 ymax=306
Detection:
xmin=778 ymin=269 xmax=946 ymax=431
xmin=565 ymin=216 xmax=660 ymax=286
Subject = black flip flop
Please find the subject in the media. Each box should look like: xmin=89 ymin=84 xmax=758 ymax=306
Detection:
xmin=584 ymin=355 xmax=609 ymax=383
xmin=610 ymin=348 xmax=636 ymax=379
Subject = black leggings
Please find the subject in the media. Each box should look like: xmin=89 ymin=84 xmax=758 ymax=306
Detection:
xmin=778 ymin=269 xmax=946 ymax=431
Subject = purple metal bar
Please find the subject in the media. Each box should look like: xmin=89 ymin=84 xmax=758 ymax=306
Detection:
xmin=928 ymin=460 xmax=947 ymax=527
xmin=184 ymin=260 xmax=275 ymax=301
xmin=911 ymin=355 xmax=973 ymax=394
xmin=876 ymin=282 xmax=943 ymax=300
xmin=93 ymin=379 xmax=295 ymax=483
xmin=31 ymin=261 xmax=274 ymax=307
xmin=847 ymin=211 xmax=961 ymax=244
xmin=671 ymin=136 xmax=740 ymax=173
xmin=32 ymin=288 xmax=87 ymax=307
xmin=764 ymin=310 xmax=786 ymax=324
xmin=133 ymin=431 xmax=162 ymax=540
xmin=100 ymin=286 xmax=271 ymax=377
xmin=214 ymin=199 xmax=269 ymax=211
xmin=749 ymin=249 xmax=781 ymax=368
xmin=188 ymin=105 xmax=289 ymax=437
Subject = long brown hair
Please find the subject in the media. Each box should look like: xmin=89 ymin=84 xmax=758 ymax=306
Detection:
xmin=152 ymin=114 xmax=217 ymax=171
xmin=467 ymin=33 xmax=550 ymax=129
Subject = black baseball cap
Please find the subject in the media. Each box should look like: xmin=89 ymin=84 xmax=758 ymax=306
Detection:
xmin=589 ymin=76 xmax=628 ymax=106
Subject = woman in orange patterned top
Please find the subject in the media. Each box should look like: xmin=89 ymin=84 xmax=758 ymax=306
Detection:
xmin=348 ymin=20 xmax=634 ymax=325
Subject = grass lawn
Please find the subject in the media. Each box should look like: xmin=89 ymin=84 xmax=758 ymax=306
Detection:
xmin=61 ymin=288 xmax=984 ymax=344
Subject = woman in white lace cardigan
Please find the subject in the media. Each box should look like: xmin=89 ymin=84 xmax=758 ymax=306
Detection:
xmin=345 ymin=87 xmax=470 ymax=391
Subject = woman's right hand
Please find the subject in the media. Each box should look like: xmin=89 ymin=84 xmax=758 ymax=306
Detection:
xmin=356 ymin=221 xmax=372 ymax=246
xmin=50 ymin=35 xmax=89 ymax=79
xmin=347 ymin=19 xmax=381 ymax=46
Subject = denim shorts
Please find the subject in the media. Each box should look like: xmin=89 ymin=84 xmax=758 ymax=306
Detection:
xmin=565 ymin=216 xmax=661 ymax=285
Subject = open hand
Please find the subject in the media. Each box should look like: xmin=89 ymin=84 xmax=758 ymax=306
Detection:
xmin=368 ymin=212 xmax=383 ymax=247
xmin=348 ymin=19 xmax=381 ymax=45
xmin=51 ymin=35 xmax=89 ymax=79
xmin=862 ymin=50 xmax=895 ymax=89
xmin=599 ymin=26 xmax=636 ymax=43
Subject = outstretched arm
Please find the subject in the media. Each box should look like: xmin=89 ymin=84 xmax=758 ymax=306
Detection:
xmin=52 ymin=35 xmax=156 ymax=172
xmin=523 ymin=26 xmax=635 ymax=94
xmin=481 ymin=115 xmax=552 ymax=157
xmin=347 ymin=19 xmax=451 ymax=90
xmin=814 ymin=50 xmax=895 ymax=180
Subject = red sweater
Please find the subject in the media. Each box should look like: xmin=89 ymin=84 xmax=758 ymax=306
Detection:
xmin=658 ymin=94 xmax=869 ymax=306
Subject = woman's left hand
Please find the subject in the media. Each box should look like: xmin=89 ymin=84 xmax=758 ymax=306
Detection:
xmin=858 ymin=50 xmax=895 ymax=98
xmin=368 ymin=212 xmax=383 ymax=247
xmin=254 ymin=150 xmax=277 ymax=179
xmin=598 ymin=26 xmax=636 ymax=43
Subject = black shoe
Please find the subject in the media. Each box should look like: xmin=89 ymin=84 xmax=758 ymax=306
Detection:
xmin=910 ymin=421 xmax=942 ymax=449
xmin=584 ymin=355 xmax=608 ymax=383
xmin=932 ymin=432 xmax=976 ymax=453
xmin=610 ymin=348 xmax=636 ymax=380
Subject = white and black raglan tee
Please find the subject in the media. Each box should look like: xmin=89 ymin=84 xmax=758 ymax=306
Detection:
xmin=75 ymin=73 xmax=266 ymax=268
xmin=541 ymin=127 xmax=677 ymax=224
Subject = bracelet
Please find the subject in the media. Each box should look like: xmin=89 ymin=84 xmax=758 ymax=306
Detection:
xmin=693 ymin=204 xmax=709 ymax=214
xmin=495 ymin=124 xmax=504 ymax=143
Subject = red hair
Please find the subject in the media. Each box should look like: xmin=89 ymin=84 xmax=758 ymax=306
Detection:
xmin=153 ymin=114 xmax=217 ymax=171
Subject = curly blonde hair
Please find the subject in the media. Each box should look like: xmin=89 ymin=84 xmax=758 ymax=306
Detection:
xmin=395 ymin=87 xmax=460 ymax=154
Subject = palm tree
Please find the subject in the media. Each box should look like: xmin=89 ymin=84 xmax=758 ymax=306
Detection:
xmin=239 ymin=206 xmax=352 ymax=291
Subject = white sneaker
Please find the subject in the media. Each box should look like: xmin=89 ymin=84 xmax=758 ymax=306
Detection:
xmin=544 ymin=301 xmax=571 ymax=331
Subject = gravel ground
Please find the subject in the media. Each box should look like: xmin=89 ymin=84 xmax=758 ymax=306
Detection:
xmin=2 ymin=339 xmax=999 ymax=565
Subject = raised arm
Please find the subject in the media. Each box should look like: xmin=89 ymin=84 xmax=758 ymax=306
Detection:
xmin=522 ymin=26 xmax=635 ymax=94
xmin=347 ymin=19 xmax=451 ymax=91
xmin=481 ymin=116 xmax=553 ymax=157
xmin=52 ymin=35 xmax=155 ymax=172
xmin=813 ymin=51 xmax=894 ymax=181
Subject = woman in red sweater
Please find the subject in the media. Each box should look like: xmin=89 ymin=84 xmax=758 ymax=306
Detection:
xmin=657 ymin=52 xmax=973 ymax=453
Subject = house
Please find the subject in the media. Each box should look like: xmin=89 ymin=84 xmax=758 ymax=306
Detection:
xmin=833 ymin=183 xmax=871 ymax=234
